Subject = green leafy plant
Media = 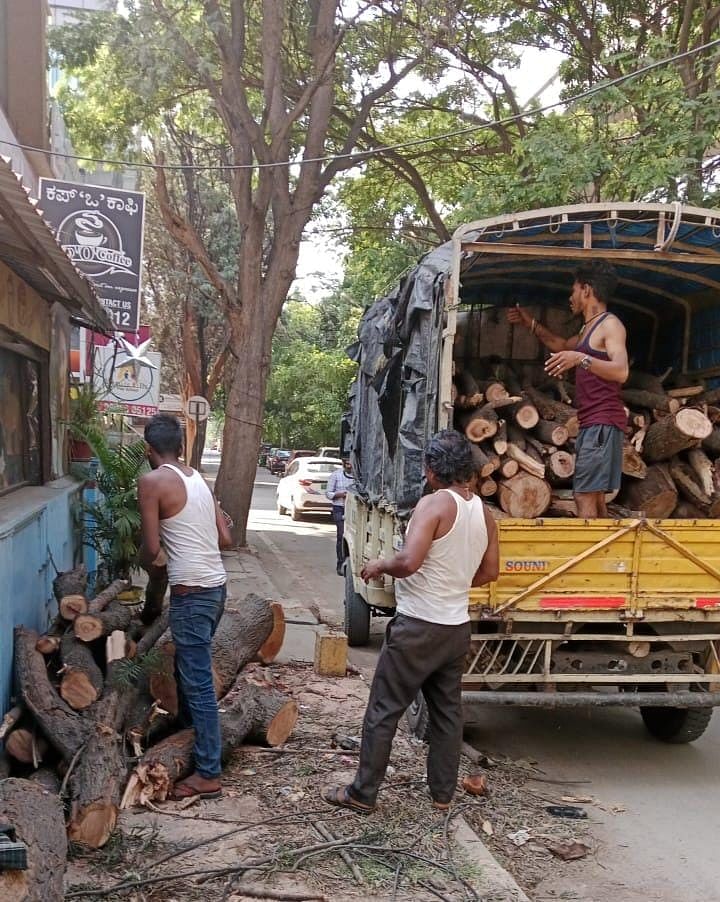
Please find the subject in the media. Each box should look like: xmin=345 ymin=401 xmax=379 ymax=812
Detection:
xmin=68 ymin=382 xmax=103 ymax=442
xmin=75 ymin=427 xmax=148 ymax=581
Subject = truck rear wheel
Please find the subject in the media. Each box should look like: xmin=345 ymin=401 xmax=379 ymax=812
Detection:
xmin=405 ymin=690 xmax=431 ymax=742
xmin=640 ymin=705 xmax=713 ymax=743
xmin=344 ymin=565 xmax=370 ymax=647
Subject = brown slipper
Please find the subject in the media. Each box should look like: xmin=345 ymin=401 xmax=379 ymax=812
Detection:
xmin=170 ymin=777 xmax=222 ymax=801
xmin=321 ymin=784 xmax=375 ymax=814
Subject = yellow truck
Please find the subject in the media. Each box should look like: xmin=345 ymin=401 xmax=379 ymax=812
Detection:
xmin=343 ymin=201 xmax=720 ymax=743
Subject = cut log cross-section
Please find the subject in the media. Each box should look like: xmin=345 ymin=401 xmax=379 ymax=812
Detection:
xmin=523 ymin=386 xmax=579 ymax=437
xmin=534 ymin=419 xmax=569 ymax=447
xmin=122 ymin=679 xmax=299 ymax=807
xmin=458 ymin=404 xmax=499 ymax=442
xmin=59 ymin=635 xmax=104 ymax=710
xmin=643 ymin=408 xmax=712 ymax=462
xmin=52 ymin=565 xmax=88 ymax=602
xmin=59 ymin=595 xmax=87 ymax=621
xmin=256 ymin=602 xmax=286 ymax=665
xmin=4 ymin=729 xmax=48 ymax=767
xmin=506 ymin=442 xmax=545 ymax=479
xmin=74 ymin=600 xmax=132 ymax=643
xmin=547 ymin=451 xmax=575 ymax=483
xmin=0 ymin=779 xmax=67 ymax=902
xmin=470 ymin=443 xmax=499 ymax=478
xmin=497 ymin=472 xmax=552 ymax=518
xmin=509 ymin=399 xmax=539 ymax=430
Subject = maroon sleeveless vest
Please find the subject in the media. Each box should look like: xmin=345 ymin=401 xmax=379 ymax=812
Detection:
xmin=574 ymin=313 xmax=627 ymax=430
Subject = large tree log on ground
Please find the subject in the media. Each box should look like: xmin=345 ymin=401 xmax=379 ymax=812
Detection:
xmin=643 ymin=408 xmax=712 ymax=462
xmin=73 ymin=600 xmax=132 ymax=643
xmin=256 ymin=602 xmax=286 ymax=665
xmin=497 ymin=473 xmax=552 ymax=518
xmin=14 ymin=628 xmax=88 ymax=761
xmin=619 ymin=465 xmax=677 ymax=518
xmin=122 ymin=680 xmax=299 ymax=807
xmin=0 ymin=779 xmax=67 ymax=902
xmin=59 ymin=635 xmax=104 ymax=710
xmin=58 ymin=595 xmax=88 ymax=621
xmin=149 ymin=595 xmax=276 ymax=716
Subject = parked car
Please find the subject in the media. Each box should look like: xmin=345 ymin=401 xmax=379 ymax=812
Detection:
xmin=268 ymin=449 xmax=291 ymax=475
xmin=318 ymin=446 xmax=340 ymax=457
xmin=276 ymin=457 xmax=342 ymax=520
xmin=286 ymin=449 xmax=316 ymax=468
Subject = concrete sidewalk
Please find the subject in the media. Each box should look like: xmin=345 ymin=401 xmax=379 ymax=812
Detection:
xmin=224 ymin=544 xmax=532 ymax=902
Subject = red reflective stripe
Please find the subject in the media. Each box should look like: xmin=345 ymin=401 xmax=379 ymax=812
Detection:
xmin=696 ymin=597 xmax=720 ymax=608
xmin=539 ymin=596 xmax=625 ymax=609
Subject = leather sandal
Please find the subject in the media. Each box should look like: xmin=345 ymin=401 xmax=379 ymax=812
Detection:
xmin=321 ymin=783 xmax=375 ymax=814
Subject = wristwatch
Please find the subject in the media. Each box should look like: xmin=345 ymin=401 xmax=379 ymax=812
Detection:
xmin=578 ymin=355 xmax=592 ymax=371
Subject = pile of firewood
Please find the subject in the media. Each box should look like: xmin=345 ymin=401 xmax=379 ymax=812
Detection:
xmin=0 ymin=565 xmax=293 ymax=900
xmin=453 ymin=362 xmax=720 ymax=519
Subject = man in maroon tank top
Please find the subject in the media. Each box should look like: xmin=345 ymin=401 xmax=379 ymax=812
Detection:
xmin=508 ymin=261 xmax=629 ymax=517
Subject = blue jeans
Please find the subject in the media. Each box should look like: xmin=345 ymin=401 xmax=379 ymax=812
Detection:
xmin=169 ymin=584 xmax=226 ymax=778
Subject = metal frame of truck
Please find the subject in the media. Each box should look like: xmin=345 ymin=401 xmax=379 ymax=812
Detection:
xmin=343 ymin=202 xmax=720 ymax=742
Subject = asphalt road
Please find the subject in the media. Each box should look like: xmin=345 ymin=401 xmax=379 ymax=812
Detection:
xmin=239 ymin=461 xmax=720 ymax=902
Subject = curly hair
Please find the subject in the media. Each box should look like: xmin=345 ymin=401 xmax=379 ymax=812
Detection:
xmin=424 ymin=429 xmax=475 ymax=486
xmin=573 ymin=260 xmax=618 ymax=305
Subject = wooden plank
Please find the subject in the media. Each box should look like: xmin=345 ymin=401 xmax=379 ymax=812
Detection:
xmin=463 ymin=241 xmax=720 ymax=266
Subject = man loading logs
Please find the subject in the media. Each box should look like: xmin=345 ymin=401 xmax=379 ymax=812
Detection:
xmin=322 ymin=429 xmax=499 ymax=813
xmin=508 ymin=260 xmax=629 ymax=517
xmin=138 ymin=414 xmax=233 ymax=800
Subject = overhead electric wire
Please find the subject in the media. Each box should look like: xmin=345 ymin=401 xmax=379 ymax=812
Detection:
xmin=0 ymin=38 xmax=719 ymax=173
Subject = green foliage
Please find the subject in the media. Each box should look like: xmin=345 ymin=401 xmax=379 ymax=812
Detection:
xmin=263 ymin=296 xmax=359 ymax=449
xmin=74 ymin=429 xmax=148 ymax=581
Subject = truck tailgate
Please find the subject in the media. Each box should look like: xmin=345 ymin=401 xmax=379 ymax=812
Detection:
xmin=469 ymin=517 xmax=720 ymax=615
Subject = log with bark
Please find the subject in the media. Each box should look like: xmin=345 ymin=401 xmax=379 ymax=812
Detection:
xmin=470 ymin=443 xmax=499 ymax=478
xmin=547 ymin=450 xmax=575 ymax=484
xmin=14 ymin=627 xmax=88 ymax=761
xmin=4 ymin=728 xmax=48 ymax=767
xmin=687 ymin=448 xmax=715 ymax=498
xmin=74 ymin=599 xmax=132 ymax=643
xmin=522 ymin=386 xmax=579 ymax=436
xmin=619 ymin=464 xmax=677 ymax=518
xmin=669 ymin=458 xmax=711 ymax=510
xmin=621 ymin=389 xmax=680 ymax=414
xmin=508 ymin=398 xmax=539 ymax=430
xmin=59 ymin=635 xmax=104 ymax=710
xmin=477 ymin=380 xmax=509 ymax=402
xmin=492 ymin=419 xmax=508 ymax=455
xmin=505 ymin=442 xmax=545 ymax=479
xmin=52 ymin=565 xmax=87 ymax=603
xmin=622 ymin=443 xmax=648 ymax=480
xmin=457 ymin=404 xmax=499 ymax=442
xmin=0 ymin=779 xmax=67 ymax=902
xmin=534 ymin=419 xmax=569 ymax=446
xmin=148 ymin=594 xmax=278 ymax=716
xmin=643 ymin=408 xmax=712 ymax=462
xmin=121 ymin=678 xmax=299 ymax=807
xmin=453 ymin=370 xmax=483 ymax=409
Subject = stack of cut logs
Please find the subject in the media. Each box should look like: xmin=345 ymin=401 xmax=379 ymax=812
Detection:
xmin=453 ymin=364 xmax=720 ymax=519
xmin=0 ymin=564 xmax=293 ymax=900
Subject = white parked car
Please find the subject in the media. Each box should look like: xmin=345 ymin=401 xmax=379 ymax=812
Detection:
xmin=276 ymin=457 xmax=342 ymax=520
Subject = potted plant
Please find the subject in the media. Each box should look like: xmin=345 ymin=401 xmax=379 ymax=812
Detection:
xmin=68 ymin=382 xmax=103 ymax=463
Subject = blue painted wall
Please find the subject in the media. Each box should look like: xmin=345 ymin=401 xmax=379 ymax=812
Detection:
xmin=0 ymin=480 xmax=81 ymax=716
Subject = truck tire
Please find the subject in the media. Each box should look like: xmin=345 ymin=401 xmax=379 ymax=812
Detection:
xmin=640 ymin=705 xmax=713 ymax=743
xmin=405 ymin=690 xmax=431 ymax=742
xmin=344 ymin=565 xmax=370 ymax=647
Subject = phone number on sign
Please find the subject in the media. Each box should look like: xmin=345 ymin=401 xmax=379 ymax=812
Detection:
xmin=98 ymin=402 xmax=158 ymax=416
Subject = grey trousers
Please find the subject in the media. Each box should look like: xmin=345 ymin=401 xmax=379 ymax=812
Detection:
xmin=350 ymin=613 xmax=471 ymax=807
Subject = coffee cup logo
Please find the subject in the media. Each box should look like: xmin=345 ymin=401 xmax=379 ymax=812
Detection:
xmin=57 ymin=209 xmax=135 ymax=277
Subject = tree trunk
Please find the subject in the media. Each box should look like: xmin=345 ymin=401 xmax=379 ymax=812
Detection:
xmin=149 ymin=595 xmax=276 ymax=715
xmin=497 ymin=473 xmax=552 ymax=518
xmin=0 ymin=779 xmax=67 ymax=902
xmin=59 ymin=636 xmax=104 ymax=710
xmin=619 ymin=464 xmax=677 ymax=518
xmin=215 ymin=314 xmax=272 ymax=546
xmin=14 ymin=628 xmax=88 ymax=761
xmin=643 ymin=408 xmax=712 ymax=462
xmin=73 ymin=600 xmax=132 ymax=643
xmin=121 ymin=681 xmax=298 ymax=807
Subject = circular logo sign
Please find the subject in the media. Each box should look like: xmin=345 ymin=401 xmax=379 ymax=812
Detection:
xmin=101 ymin=354 xmax=157 ymax=404
xmin=57 ymin=209 xmax=135 ymax=278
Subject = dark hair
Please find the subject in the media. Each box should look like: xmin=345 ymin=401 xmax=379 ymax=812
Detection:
xmin=144 ymin=414 xmax=183 ymax=456
xmin=573 ymin=260 xmax=618 ymax=305
xmin=424 ymin=429 xmax=475 ymax=486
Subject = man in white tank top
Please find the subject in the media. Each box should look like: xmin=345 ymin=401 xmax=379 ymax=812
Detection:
xmin=138 ymin=415 xmax=232 ymax=800
xmin=322 ymin=430 xmax=499 ymax=814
